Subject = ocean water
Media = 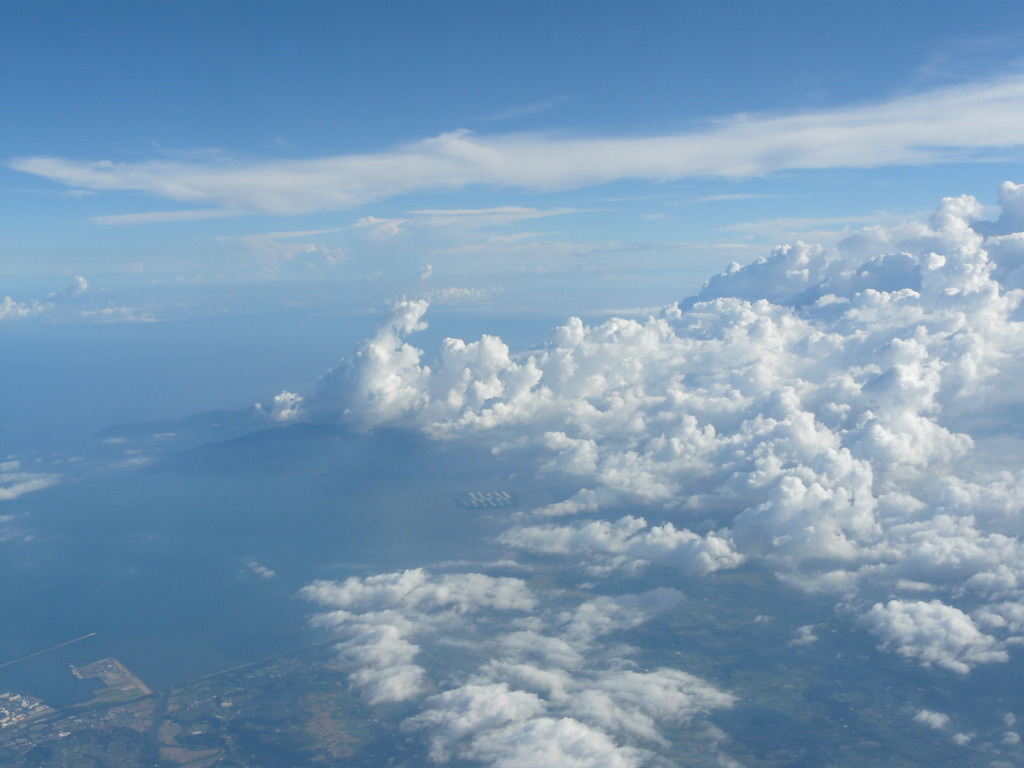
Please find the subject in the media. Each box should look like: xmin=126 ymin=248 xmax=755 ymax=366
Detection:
xmin=0 ymin=424 xmax=522 ymax=705
xmin=0 ymin=305 xmax=555 ymax=706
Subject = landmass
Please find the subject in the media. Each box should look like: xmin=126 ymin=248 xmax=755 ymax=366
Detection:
xmin=0 ymin=694 xmax=54 ymax=731
xmin=0 ymin=646 xmax=417 ymax=768
xmin=72 ymin=658 xmax=152 ymax=703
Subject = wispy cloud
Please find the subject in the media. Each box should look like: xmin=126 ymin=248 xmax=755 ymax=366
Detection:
xmin=722 ymin=209 xmax=931 ymax=243
xmin=230 ymin=227 xmax=346 ymax=263
xmin=81 ymin=306 xmax=157 ymax=323
xmin=93 ymin=209 xmax=242 ymax=225
xmin=724 ymin=213 xmax=899 ymax=233
xmin=485 ymin=94 xmax=574 ymax=121
xmin=0 ymin=462 xmax=60 ymax=502
xmin=696 ymin=193 xmax=788 ymax=203
xmin=12 ymin=74 xmax=1024 ymax=221
xmin=353 ymin=216 xmax=407 ymax=238
xmin=409 ymin=206 xmax=578 ymax=229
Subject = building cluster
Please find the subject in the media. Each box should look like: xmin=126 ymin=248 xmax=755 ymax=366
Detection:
xmin=0 ymin=692 xmax=52 ymax=729
xmin=451 ymin=490 xmax=516 ymax=509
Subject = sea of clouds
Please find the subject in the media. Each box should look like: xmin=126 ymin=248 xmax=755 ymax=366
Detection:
xmin=295 ymin=182 xmax=1024 ymax=765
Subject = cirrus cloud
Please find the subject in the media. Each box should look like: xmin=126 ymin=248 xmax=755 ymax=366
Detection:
xmin=12 ymin=75 xmax=1024 ymax=221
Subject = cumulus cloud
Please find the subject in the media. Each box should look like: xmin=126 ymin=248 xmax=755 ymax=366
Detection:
xmin=246 ymin=561 xmax=276 ymax=579
xmin=456 ymin=716 xmax=647 ymax=768
xmin=302 ymin=568 xmax=535 ymax=615
xmin=301 ymin=569 xmax=536 ymax=703
xmin=13 ymin=75 xmax=1024 ymax=219
xmin=558 ymin=589 xmax=683 ymax=646
xmin=861 ymin=599 xmax=1008 ymax=674
xmin=404 ymin=683 xmax=548 ymax=761
xmin=913 ymin=709 xmax=950 ymax=729
xmin=563 ymin=668 xmax=736 ymax=743
xmin=302 ymin=570 xmax=734 ymax=763
xmin=278 ymin=182 xmax=1024 ymax=764
xmin=789 ymin=625 xmax=818 ymax=647
xmin=43 ymin=276 xmax=90 ymax=301
xmin=256 ymin=390 xmax=306 ymax=423
xmin=0 ymin=296 xmax=50 ymax=320
xmin=70 ymin=274 xmax=89 ymax=294
xmin=291 ymin=181 xmax=1024 ymax=685
xmin=3 ymin=276 xmax=93 ymax=321
xmin=334 ymin=624 xmax=427 ymax=704
xmin=498 ymin=515 xmax=742 ymax=576
xmin=405 ymin=664 xmax=731 ymax=767
xmin=48 ymin=275 xmax=88 ymax=297
xmin=406 ymin=665 xmax=735 ymax=768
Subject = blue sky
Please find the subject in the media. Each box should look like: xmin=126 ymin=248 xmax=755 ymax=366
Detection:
xmin=4 ymin=0 xmax=1024 ymax=310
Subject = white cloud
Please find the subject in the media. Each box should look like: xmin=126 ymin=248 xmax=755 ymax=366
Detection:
xmin=913 ymin=709 xmax=950 ymax=729
xmin=0 ymin=463 xmax=61 ymax=502
xmin=404 ymin=684 xmax=548 ymax=761
xmin=48 ymin=275 xmax=88 ymax=297
xmin=14 ymin=75 xmax=1024 ymax=219
xmin=302 ymin=568 xmax=734 ymax=762
xmin=697 ymin=193 xmax=788 ymax=203
xmin=0 ymin=512 xmax=30 ymax=544
xmin=789 ymin=625 xmax=818 ymax=646
xmin=354 ymin=216 xmax=407 ymax=238
xmin=256 ymin=390 xmax=306 ymax=423
xmin=335 ymin=624 xmax=427 ymax=704
xmin=0 ymin=296 xmax=50 ymax=320
xmin=418 ymin=667 xmax=733 ymax=768
xmin=559 ymin=589 xmax=683 ymax=646
xmin=301 ymin=568 xmax=535 ymax=615
xmin=722 ymin=209 xmax=929 ymax=247
xmin=861 ymin=599 xmax=1008 ymax=674
xmin=291 ymin=181 xmax=1024 ymax=685
xmin=92 ymin=208 xmax=241 ymax=225
xmin=426 ymin=286 xmax=502 ymax=306
xmin=458 ymin=716 xmax=647 ymax=768
xmin=80 ymin=306 xmax=157 ymax=323
xmin=485 ymin=95 xmax=574 ymax=122
xmin=246 ymin=561 xmax=276 ymax=579
xmin=301 ymin=569 xmax=536 ymax=703
xmin=523 ymin=488 xmax=606 ymax=518
xmin=231 ymin=227 xmax=345 ymax=265
xmin=412 ymin=667 xmax=733 ymax=766
xmin=499 ymin=515 xmax=742 ymax=576
xmin=564 ymin=668 xmax=736 ymax=743
xmin=409 ymin=206 xmax=577 ymax=230
xmin=312 ymin=298 xmax=432 ymax=427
